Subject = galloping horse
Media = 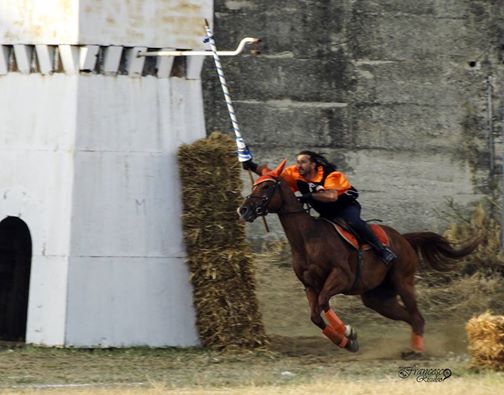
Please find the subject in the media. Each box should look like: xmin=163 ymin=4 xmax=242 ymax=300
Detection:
xmin=238 ymin=160 xmax=479 ymax=356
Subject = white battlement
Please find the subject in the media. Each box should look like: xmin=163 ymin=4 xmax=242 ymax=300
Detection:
xmin=0 ymin=44 xmax=204 ymax=79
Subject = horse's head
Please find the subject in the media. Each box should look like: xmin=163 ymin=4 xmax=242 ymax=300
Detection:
xmin=238 ymin=159 xmax=287 ymax=222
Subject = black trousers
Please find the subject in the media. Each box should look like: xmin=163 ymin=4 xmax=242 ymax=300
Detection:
xmin=333 ymin=203 xmax=384 ymax=251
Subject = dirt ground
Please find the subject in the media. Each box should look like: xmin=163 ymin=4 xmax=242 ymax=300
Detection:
xmin=0 ymin=335 xmax=489 ymax=384
xmin=0 ymin=332 xmax=502 ymax=394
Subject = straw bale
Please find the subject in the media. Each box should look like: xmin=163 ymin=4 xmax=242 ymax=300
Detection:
xmin=466 ymin=312 xmax=504 ymax=370
xmin=177 ymin=132 xmax=268 ymax=349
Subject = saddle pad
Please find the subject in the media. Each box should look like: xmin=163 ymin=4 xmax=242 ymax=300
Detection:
xmin=331 ymin=223 xmax=390 ymax=250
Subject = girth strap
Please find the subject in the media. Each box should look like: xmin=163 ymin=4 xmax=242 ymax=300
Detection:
xmin=350 ymin=248 xmax=363 ymax=293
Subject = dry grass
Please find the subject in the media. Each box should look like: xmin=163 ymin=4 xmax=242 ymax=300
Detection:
xmin=443 ymin=199 xmax=504 ymax=276
xmin=0 ymin=334 xmax=481 ymax=390
xmin=416 ymin=273 xmax=504 ymax=320
xmin=2 ymin=374 xmax=504 ymax=395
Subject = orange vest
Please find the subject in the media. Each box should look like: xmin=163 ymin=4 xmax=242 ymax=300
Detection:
xmin=281 ymin=165 xmax=352 ymax=195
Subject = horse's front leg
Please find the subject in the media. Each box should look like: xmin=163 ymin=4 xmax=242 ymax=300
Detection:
xmin=305 ymin=287 xmax=325 ymax=329
xmin=306 ymin=286 xmax=357 ymax=351
xmin=318 ymin=268 xmax=359 ymax=352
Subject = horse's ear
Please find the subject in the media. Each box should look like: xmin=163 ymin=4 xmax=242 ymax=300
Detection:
xmin=271 ymin=159 xmax=287 ymax=178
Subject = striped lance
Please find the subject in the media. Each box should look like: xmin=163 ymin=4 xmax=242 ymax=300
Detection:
xmin=204 ymin=20 xmax=252 ymax=163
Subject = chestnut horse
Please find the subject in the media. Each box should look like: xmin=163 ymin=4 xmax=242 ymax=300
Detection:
xmin=238 ymin=160 xmax=479 ymax=357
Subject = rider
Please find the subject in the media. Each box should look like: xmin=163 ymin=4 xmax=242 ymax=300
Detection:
xmin=243 ymin=151 xmax=397 ymax=265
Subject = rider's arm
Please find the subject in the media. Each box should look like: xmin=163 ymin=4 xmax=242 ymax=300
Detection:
xmin=309 ymin=171 xmax=352 ymax=202
xmin=310 ymin=189 xmax=339 ymax=202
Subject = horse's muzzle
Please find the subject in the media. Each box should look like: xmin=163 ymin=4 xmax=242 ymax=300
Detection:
xmin=237 ymin=204 xmax=257 ymax=222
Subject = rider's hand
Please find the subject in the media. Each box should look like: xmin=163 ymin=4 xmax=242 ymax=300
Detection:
xmin=242 ymin=159 xmax=258 ymax=172
xmin=344 ymin=189 xmax=359 ymax=199
xmin=299 ymin=192 xmax=313 ymax=204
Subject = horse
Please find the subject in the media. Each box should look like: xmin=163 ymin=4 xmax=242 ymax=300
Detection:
xmin=238 ymin=160 xmax=479 ymax=357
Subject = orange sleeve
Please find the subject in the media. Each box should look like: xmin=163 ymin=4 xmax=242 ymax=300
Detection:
xmin=281 ymin=165 xmax=300 ymax=192
xmin=324 ymin=172 xmax=352 ymax=195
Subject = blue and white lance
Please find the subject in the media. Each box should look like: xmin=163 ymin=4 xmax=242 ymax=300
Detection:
xmin=204 ymin=20 xmax=269 ymax=232
xmin=204 ymin=20 xmax=252 ymax=163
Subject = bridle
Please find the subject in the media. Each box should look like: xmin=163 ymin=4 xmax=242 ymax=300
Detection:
xmin=245 ymin=178 xmax=281 ymax=217
xmin=245 ymin=178 xmax=310 ymax=218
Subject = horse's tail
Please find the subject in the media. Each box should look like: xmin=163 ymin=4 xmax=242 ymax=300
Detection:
xmin=402 ymin=232 xmax=480 ymax=272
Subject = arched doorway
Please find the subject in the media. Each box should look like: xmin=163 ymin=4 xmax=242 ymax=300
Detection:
xmin=0 ymin=216 xmax=32 ymax=342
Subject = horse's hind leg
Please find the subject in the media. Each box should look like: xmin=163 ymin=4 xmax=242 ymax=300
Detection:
xmin=396 ymin=281 xmax=425 ymax=354
xmin=362 ymin=283 xmax=425 ymax=354
xmin=361 ymin=287 xmax=410 ymax=323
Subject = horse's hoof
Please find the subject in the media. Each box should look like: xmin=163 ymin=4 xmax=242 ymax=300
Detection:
xmin=345 ymin=339 xmax=359 ymax=353
xmin=401 ymin=350 xmax=423 ymax=360
xmin=345 ymin=325 xmax=358 ymax=340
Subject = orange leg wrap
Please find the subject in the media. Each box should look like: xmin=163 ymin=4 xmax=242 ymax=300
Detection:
xmin=323 ymin=325 xmax=349 ymax=348
xmin=324 ymin=309 xmax=346 ymax=335
xmin=411 ymin=333 xmax=424 ymax=353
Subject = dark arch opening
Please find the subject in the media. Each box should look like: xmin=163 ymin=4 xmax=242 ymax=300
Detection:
xmin=0 ymin=216 xmax=32 ymax=342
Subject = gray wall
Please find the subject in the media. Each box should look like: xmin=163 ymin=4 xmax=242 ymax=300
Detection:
xmin=203 ymin=0 xmax=504 ymax=239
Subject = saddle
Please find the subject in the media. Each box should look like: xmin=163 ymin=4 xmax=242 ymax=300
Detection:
xmin=322 ymin=218 xmax=390 ymax=250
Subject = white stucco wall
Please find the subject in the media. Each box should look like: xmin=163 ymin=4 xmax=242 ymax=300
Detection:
xmin=79 ymin=0 xmax=212 ymax=48
xmin=65 ymin=76 xmax=203 ymax=346
xmin=65 ymin=258 xmax=197 ymax=347
xmin=0 ymin=0 xmax=212 ymax=48
xmin=0 ymin=1 xmax=79 ymax=44
xmin=0 ymin=74 xmax=77 ymax=345
xmin=0 ymin=72 xmax=205 ymax=347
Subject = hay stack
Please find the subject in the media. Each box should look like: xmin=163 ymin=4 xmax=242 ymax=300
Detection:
xmin=177 ymin=132 xmax=268 ymax=349
xmin=466 ymin=312 xmax=504 ymax=370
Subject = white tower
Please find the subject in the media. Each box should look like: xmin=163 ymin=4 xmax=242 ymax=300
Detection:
xmin=0 ymin=0 xmax=211 ymax=347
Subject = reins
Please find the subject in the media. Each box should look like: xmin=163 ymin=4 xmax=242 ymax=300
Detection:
xmin=280 ymin=207 xmax=311 ymax=216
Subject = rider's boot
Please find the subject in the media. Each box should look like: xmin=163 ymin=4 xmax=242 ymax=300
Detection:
xmin=357 ymin=224 xmax=397 ymax=265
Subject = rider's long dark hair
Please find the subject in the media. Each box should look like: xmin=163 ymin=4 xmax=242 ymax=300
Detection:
xmin=297 ymin=150 xmax=337 ymax=173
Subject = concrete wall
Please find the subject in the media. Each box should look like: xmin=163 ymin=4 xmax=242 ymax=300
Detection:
xmin=0 ymin=0 xmax=211 ymax=346
xmin=203 ymin=0 xmax=504 ymax=239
